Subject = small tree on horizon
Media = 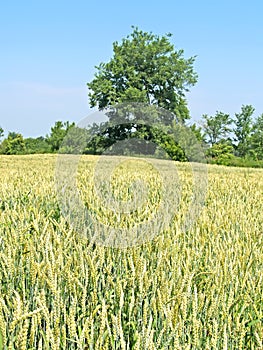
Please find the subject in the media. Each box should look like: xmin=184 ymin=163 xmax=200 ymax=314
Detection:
xmin=234 ymin=104 xmax=254 ymax=158
xmin=46 ymin=121 xmax=75 ymax=152
xmin=0 ymin=132 xmax=25 ymax=155
xmin=0 ymin=127 xmax=4 ymax=141
xmin=201 ymin=111 xmax=233 ymax=146
xmin=250 ymin=113 xmax=263 ymax=160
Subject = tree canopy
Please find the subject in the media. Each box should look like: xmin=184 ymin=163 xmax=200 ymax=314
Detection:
xmin=0 ymin=132 xmax=25 ymax=155
xmin=202 ymin=111 xmax=232 ymax=146
xmin=87 ymin=27 xmax=198 ymax=123
xmin=233 ymin=104 xmax=254 ymax=157
xmin=46 ymin=121 xmax=75 ymax=152
xmin=0 ymin=127 xmax=3 ymax=140
xmin=251 ymin=113 xmax=263 ymax=160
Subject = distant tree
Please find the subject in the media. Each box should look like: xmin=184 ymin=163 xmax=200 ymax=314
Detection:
xmin=87 ymin=26 xmax=198 ymax=123
xmin=206 ymin=140 xmax=234 ymax=164
xmin=202 ymin=111 xmax=232 ymax=146
xmin=24 ymin=136 xmax=51 ymax=154
xmin=0 ymin=132 xmax=25 ymax=155
xmin=234 ymin=105 xmax=254 ymax=157
xmin=47 ymin=121 xmax=75 ymax=152
xmin=59 ymin=126 xmax=90 ymax=154
xmin=250 ymin=113 xmax=263 ymax=160
xmin=0 ymin=127 xmax=4 ymax=141
xmin=189 ymin=123 xmax=206 ymax=144
xmin=84 ymin=123 xmax=112 ymax=155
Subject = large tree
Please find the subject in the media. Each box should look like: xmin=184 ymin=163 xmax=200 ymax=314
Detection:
xmin=87 ymin=27 xmax=198 ymax=123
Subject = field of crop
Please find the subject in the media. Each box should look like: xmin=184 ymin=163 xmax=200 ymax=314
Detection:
xmin=0 ymin=154 xmax=263 ymax=349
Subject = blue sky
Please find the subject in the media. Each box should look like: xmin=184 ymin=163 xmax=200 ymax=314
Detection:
xmin=1 ymin=0 xmax=263 ymax=137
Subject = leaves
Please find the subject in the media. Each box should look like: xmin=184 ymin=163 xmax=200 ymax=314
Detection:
xmin=0 ymin=127 xmax=3 ymax=140
xmin=0 ymin=132 xmax=25 ymax=155
xmin=46 ymin=121 xmax=75 ymax=152
xmin=250 ymin=113 xmax=263 ymax=160
xmin=87 ymin=27 xmax=197 ymax=123
xmin=234 ymin=105 xmax=255 ymax=157
xmin=202 ymin=111 xmax=232 ymax=146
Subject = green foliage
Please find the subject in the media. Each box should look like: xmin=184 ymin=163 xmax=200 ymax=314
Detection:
xmin=234 ymin=104 xmax=255 ymax=157
xmin=202 ymin=111 xmax=232 ymax=145
xmin=220 ymin=156 xmax=263 ymax=168
xmin=250 ymin=113 xmax=263 ymax=160
xmin=59 ymin=126 xmax=90 ymax=154
xmin=83 ymin=121 xmax=187 ymax=160
xmin=200 ymin=105 xmax=263 ymax=167
xmin=46 ymin=121 xmax=75 ymax=152
xmin=0 ymin=132 xmax=25 ymax=155
xmin=83 ymin=103 xmax=191 ymax=160
xmin=206 ymin=141 xmax=234 ymax=165
xmin=170 ymin=122 xmax=206 ymax=162
xmin=189 ymin=123 xmax=205 ymax=143
xmin=158 ymin=133 xmax=186 ymax=160
xmin=24 ymin=136 xmax=51 ymax=154
xmin=0 ymin=127 xmax=3 ymax=141
xmin=87 ymin=26 xmax=198 ymax=123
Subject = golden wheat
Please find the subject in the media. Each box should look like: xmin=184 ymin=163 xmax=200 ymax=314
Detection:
xmin=0 ymin=154 xmax=262 ymax=349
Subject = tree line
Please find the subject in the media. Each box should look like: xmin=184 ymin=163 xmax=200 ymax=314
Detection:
xmin=201 ymin=105 xmax=263 ymax=166
xmin=1 ymin=27 xmax=262 ymax=167
xmin=1 ymin=104 xmax=263 ymax=167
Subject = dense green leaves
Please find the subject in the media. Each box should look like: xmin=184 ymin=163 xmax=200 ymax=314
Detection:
xmin=202 ymin=111 xmax=232 ymax=145
xmin=1 ymin=23 xmax=263 ymax=167
xmin=206 ymin=140 xmax=234 ymax=164
xmin=87 ymin=27 xmax=198 ymax=123
xmin=200 ymin=105 xmax=263 ymax=166
xmin=1 ymin=102 xmax=263 ymax=167
xmin=250 ymin=113 xmax=263 ymax=160
xmin=0 ymin=132 xmax=25 ymax=155
xmin=234 ymin=105 xmax=255 ymax=157
xmin=24 ymin=136 xmax=51 ymax=154
xmin=0 ymin=127 xmax=3 ymax=141
xmin=46 ymin=121 xmax=75 ymax=152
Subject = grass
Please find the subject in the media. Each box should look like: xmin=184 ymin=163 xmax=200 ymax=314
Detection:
xmin=0 ymin=154 xmax=262 ymax=349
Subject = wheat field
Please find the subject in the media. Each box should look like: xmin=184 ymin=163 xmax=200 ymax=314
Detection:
xmin=0 ymin=154 xmax=262 ymax=349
